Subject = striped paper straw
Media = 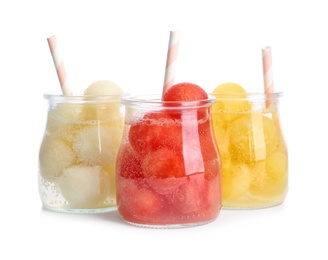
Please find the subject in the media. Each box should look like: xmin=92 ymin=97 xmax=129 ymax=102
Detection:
xmin=162 ymin=31 xmax=180 ymax=97
xmin=262 ymin=46 xmax=274 ymax=107
xmin=47 ymin=35 xmax=72 ymax=96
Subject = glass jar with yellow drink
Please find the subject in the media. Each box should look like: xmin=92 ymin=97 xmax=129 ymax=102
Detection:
xmin=210 ymin=83 xmax=288 ymax=209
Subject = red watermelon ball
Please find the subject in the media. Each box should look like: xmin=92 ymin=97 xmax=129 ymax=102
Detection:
xmin=162 ymin=82 xmax=208 ymax=101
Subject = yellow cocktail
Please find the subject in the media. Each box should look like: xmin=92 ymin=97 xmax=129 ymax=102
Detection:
xmin=210 ymin=83 xmax=288 ymax=209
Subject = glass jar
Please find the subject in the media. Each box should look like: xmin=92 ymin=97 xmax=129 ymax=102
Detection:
xmin=116 ymin=95 xmax=221 ymax=228
xmin=39 ymin=92 xmax=126 ymax=213
xmin=210 ymin=92 xmax=288 ymax=209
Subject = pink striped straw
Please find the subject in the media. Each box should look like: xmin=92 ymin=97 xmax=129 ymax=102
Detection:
xmin=162 ymin=31 xmax=180 ymax=97
xmin=262 ymin=46 xmax=274 ymax=107
xmin=47 ymin=35 xmax=72 ymax=96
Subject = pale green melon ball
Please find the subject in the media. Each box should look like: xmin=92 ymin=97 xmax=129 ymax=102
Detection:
xmin=73 ymin=125 xmax=123 ymax=167
xmin=84 ymin=80 xmax=123 ymax=96
xmin=39 ymin=135 xmax=76 ymax=182
xmin=59 ymin=165 xmax=110 ymax=208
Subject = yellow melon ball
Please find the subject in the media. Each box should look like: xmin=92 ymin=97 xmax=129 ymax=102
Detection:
xmin=39 ymin=135 xmax=76 ymax=182
xmin=250 ymin=151 xmax=288 ymax=196
xmin=213 ymin=82 xmax=246 ymax=95
xmin=221 ymin=160 xmax=251 ymax=200
xmin=59 ymin=165 xmax=110 ymax=208
xmin=72 ymin=125 xmax=123 ymax=168
xmin=228 ymin=114 xmax=278 ymax=163
xmin=211 ymin=82 xmax=250 ymax=123
xmin=266 ymin=151 xmax=288 ymax=182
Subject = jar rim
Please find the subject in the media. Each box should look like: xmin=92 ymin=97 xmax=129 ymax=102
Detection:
xmin=43 ymin=91 xmax=130 ymax=103
xmin=208 ymin=91 xmax=283 ymax=101
xmin=122 ymin=94 xmax=216 ymax=109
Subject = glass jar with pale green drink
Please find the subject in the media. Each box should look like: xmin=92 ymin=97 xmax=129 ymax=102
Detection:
xmin=39 ymin=80 xmax=127 ymax=213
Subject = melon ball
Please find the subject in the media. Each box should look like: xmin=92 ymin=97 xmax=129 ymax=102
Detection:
xmin=84 ymin=80 xmax=123 ymax=96
xmin=162 ymin=82 xmax=209 ymax=120
xmin=46 ymin=103 xmax=84 ymax=134
xmin=228 ymin=114 xmax=278 ymax=163
xmin=213 ymin=82 xmax=245 ymax=94
xmin=221 ymin=161 xmax=251 ymax=200
xmin=211 ymin=82 xmax=250 ymax=123
xmin=39 ymin=135 xmax=76 ymax=182
xmin=73 ymin=125 xmax=123 ymax=167
xmin=162 ymin=82 xmax=208 ymax=101
xmin=83 ymin=80 xmax=124 ymax=122
xmin=250 ymin=151 xmax=288 ymax=196
xmin=59 ymin=165 xmax=110 ymax=208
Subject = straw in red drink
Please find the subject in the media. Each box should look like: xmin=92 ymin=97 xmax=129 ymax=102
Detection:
xmin=47 ymin=35 xmax=72 ymax=96
xmin=162 ymin=31 xmax=180 ymax=97
xmin=262 ymin=46 xmax=274 ymax=107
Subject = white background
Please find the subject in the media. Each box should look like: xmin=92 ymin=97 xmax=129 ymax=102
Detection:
xmin=1 ymin=0 xmax=327 ymax=259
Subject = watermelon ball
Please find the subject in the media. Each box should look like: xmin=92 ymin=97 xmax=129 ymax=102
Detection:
xmin=117 ymin=178 xmax=164 ymax=223
xmin=116 ymin=143 xmax=143 ymax=179
xmin=168 ymin=173 xmax=207 ymax=214
xmin=141 ymin=148 xmax=185 ymax=179
xmin=162 ymin=82 xmax=208 ymax=101
xmin=163 ymin=82 xmax=209 ymax=120
xmin=128 ymin=112 xmax=182 ymax=156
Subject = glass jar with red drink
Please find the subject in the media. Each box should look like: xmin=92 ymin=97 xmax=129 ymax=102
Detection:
xmin=116 ymin=94 xmax=221 ymax=228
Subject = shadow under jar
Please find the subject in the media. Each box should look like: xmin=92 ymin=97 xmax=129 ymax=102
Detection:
xmin=116 ymin=95 xmax=222 ymax=228
xmin=39 ymin=92 xmax=126 ymax=213
xmin=210 ymin=91 xmax=288 ymax=209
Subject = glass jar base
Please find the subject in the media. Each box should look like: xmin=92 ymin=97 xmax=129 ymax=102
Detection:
xmin=222 ymin=191 xmax=287 ymax=210
xmin=122 ymin=218 xmax=218 ymax=229
xmin=42 ymin=204 xmax=118 ymax=214
xmin=222 ymin=201 xmax=284 ymax=210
